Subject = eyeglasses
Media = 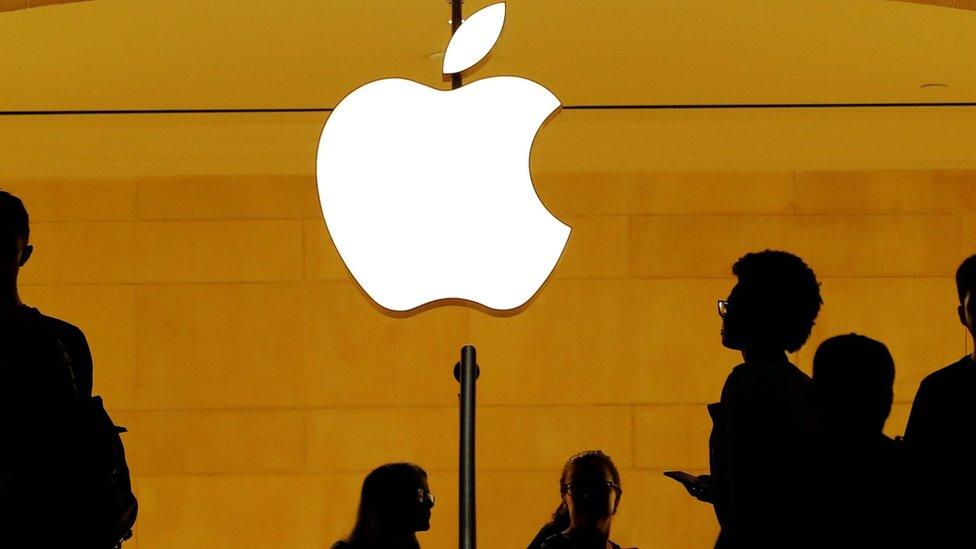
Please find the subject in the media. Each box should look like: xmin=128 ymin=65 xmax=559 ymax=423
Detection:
xmin=717 ymin=300 xmax=729 ymax=318
xmin=416 ymin=488 xmax=435 ymax=505
xmin=563 ymin=480 xmax=621 ymax=497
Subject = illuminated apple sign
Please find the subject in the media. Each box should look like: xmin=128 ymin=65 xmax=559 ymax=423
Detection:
xmin=316 ymin=2 xmax=570 ymax=312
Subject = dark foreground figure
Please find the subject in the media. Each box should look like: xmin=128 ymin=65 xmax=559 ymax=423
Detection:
xmin=807 ymin=334 xmax=904 ymax=548
xmin=904 ymin=254 xmax=976 ymax=547
xmin=529 ymin=450 xmax=633 ymax=549
xmin=708 ymin=250 xmax=822 ymax=548
xmin=332 ymin=462 xmax=434 ymax=549
xmin=0 ymin=190 xmax=136 ymax=548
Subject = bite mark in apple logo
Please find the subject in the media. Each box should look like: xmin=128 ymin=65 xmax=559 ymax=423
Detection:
xmin=316 ymin=2 xmax=571 ymax=313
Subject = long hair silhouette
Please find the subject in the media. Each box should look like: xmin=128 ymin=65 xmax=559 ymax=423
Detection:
xmin=343 ymin=462 xmax=430 ymax=548
xmin=529 ymin=451 xmax=620 ymax=548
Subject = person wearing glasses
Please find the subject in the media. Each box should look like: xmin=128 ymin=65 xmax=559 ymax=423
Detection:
xmin=683 ymin=250 xmax=822 ymax=548
xmin=529 ymin=450 xmax=632 ymax=549
xmin=331 ymin=462 xmax=435 ymax=549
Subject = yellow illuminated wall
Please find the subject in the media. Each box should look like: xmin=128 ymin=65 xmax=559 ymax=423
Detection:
xmin=5 ymin=170 xmax=974 ymax=548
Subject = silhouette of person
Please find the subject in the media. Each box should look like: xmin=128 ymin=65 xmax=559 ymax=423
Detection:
xmin=807 ymin=333 xmax=903 ymax=547
xmin=0 ymin=190 xmax=100 ymax=545
xmin=0 ymin=190 xmax=93 ymax=395
xmin=705 ymin=250 xmax=822 ymax=548
xmin=529 ymin=451 xmax=629 ymax=549
xmin=904 ymin=254 xmax=976 ymax=546
xmin=332 ymin=462 xmax=434 ymax=549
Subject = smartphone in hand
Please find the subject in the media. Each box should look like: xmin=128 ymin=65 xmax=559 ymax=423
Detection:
xmin=663 ymin=471 xmax=714 ymax=503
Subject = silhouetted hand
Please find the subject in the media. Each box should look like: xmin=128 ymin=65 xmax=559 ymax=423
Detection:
xmin=685 ymin=474 xmax=714 ymax=503
xmin=664 ymin=471 xmax=715 ymax=503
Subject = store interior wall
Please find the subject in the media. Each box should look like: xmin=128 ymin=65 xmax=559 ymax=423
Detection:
xmin=3 ymin=158 xmax=973 ymax=547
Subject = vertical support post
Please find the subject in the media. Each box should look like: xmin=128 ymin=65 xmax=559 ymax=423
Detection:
xmin=454 ymin=344 xmax=478 ymax=549
xmin=450 ymin=0 xmax=463 ymax=90
xmin=448 ymin=2 xmax=472 ymax=546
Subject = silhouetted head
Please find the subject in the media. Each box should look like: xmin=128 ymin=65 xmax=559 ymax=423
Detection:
xmin=0 ymin=190 xmax=32 ymax=288
xmin=813 ymin=334 xmax=894 ymax=436
xmin=721 ymin=250 xmax=822 ymax=354
xmin=558 ymin=450 xmax=621 ymax=528
xmin=956 ymin=255 xmax=976 ymax=341
xmin=346 ymin=463 xmax=433 ymax=546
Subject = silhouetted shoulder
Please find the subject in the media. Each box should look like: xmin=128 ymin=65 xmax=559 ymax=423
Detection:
xmin=540 ymin=535 xmax=621 ymax=549
xmin=720 ymin=362 xmax=750 ymax=396
xmin=528 ymin=523 xmax=561 ymax=549
xmin=908 ymin=356 xmax=975 ymax=421
xmin=919 ymin=355 xmax=976 ymax=391
xmin=721 ymin=360 xmax=810 ymax=402
xmin=906 ymin=355 xmax=976 ymax=445
xmin=539 ymin=534 xmax=568 ymax=549
xmin=330 ymin=541 xmax=354 ymax=549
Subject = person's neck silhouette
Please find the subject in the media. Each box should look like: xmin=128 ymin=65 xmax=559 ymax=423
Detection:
xmin=0 ymin=203 xmax=32 ymax=314
xmin=960 ymin=288 xmax=976 ymax=363
xmin=739 ymin=348 xmax=787 ymax=365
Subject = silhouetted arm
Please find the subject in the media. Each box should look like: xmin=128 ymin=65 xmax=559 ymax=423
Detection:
xmin=47 ymin=318 xmax=93 ymax=398
xmin=708 ymin=386 xmax=733 ymax=530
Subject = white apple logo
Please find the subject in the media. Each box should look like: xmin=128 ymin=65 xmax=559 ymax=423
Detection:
xmin=316 ymin=2 xmax=570 ymax=312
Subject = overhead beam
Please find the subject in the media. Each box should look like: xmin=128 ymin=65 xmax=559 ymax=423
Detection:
xmin=888 ymin=0 xmax=976 ymax=11
xmin=0 ymin=0 xmax=93 ymax=13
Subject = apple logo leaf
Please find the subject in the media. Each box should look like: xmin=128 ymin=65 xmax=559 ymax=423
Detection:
xmin=442 ymin=2 xmax=506 ymax=75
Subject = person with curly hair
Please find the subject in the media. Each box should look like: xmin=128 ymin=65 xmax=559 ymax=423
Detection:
xmin=680 ymin=250 xmax=822 ymax=548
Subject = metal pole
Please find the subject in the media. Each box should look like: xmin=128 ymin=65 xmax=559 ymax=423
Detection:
xmin=450 ymin=0 xmax=463 ymax=90
xmin=454 ymin=344 xmax=478 ymax=549
xmin=447 ymin=2 xmax=473 ymax=547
